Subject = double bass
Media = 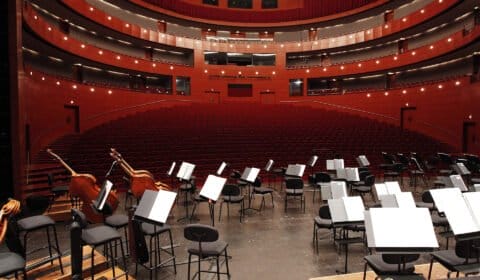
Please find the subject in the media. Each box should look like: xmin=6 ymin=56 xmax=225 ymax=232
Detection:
xmin=47 ymin=149 xmax=119 ymax=223
xmin=110 ymin=148 xmax=172 ymax=199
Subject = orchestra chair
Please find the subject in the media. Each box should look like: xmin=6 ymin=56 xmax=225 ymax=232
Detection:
xmin=409 ymin=157 xmax=428 ymax=191
xmin=134 ymin=222 xmax=176 ymax=278
xmin=284 ymin=178 xmax=305 ymax=213
xmin=71 ymin=209 xmax=128 ymax=280
xmin=428 ymin=239 xmax=480 ymax=279
xmin=190 ymin=193 xmax=215 ymax=226
xmin=351 ymin=175 xmax=376 ymax=202
xmin=47 ymin=172 xmax=70 ymax=209
xmin=363 ymin=253 xmax=420 ymax=280
xmin=383 ymin=163 xmax=405 ymax=186
xmin=0 ymin=252 xmax=26 ymax=279
xmin=313 ymin=205 xmax=333 ymax=254
xmin=16 ymin=214 xmax=64 ymax=274
xmin=218 ymin=184 xmax=244 ymax=223
xmin=104 ymin=214 xmax=130 ymax=256
xmin=251 ymin=177 xmax=274 ymax=211
xmin=184 ymin=224 xmax=230 ymax=280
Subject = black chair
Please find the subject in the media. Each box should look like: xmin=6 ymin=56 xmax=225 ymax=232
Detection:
xmin=191 ymin=193 xmax=215 ymax=226
xmin=363 ymin=253 xmax=420 ymax=280
xmin=251 ymin=178 xmax=274 ymax=211
xmin=313 ymin=205 xmax=333 ymax=254
xmin=0 ymin=252 xmax=26 ymax=279
xmin=428 ymin=239 xmax=480 ymax=279
xmin=184 ymin=224 xmax=230 ymax=280
xmin=284 ymin=178 xmax=305 ymax=213
xmin=351 ymin=175 xmax=376 ymax=202
xmin=47 ymin=172 xmax=70 ymax=209
xmin=16 ymin=214 xmax=64 ymax=274
xmin=134 ymin=222 xmax=176 ymax=278
xmin=410 ymin=157 xmax=428 ymax=191
xmin=218 ymin=184 xmax=244 ymax=223
xmin=71 ymin=209 xmax=128 ymax=280
xmin=383 ymin=163 xmax=405 ymax=185
xmin=104 ymin=214 xmax=130 ymax=256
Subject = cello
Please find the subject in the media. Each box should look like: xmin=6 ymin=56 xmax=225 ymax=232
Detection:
xmin=47 ymin=149 xmax=119 ymax=223
xmin=110 ymin=148 xmax=172 ymax=199
xmin=0 ymin=199 xmax=21 ymax=244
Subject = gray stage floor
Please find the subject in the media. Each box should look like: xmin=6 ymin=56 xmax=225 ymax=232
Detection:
xmin=3 ymin=178 xmax=452 ymax=279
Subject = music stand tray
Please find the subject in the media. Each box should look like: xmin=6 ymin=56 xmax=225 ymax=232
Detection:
xmin=134 ymin=189 xmax=177 ymax=225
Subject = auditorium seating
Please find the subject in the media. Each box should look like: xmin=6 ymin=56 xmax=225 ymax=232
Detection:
xmin=34 ymin=103 xmax=453 ymax=187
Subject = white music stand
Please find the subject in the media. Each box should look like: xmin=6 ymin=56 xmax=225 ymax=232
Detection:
xmin=92 ymin=180 xmax=114 ymax=212
xmin=375 ymin=182 xmax=402 ymax=200
xmin=176 ymin=161 xmax=195 ymax=181
xmin=240 ymin=167 xmax=260 ymax=183
xmin=199 ymin=175 xmax=227 ymax=202
xmin=308 ymin=155 xmax=318 ymax=168
xmin=365 ymin=207 xmax=439 ymax=249
xmin=321 ymin=181 xmax=347 ymax=200
xmin=285 ymin=164 xmax=306 ymax=177
xmin=167 ymin=162 xmax=176 ymax=177
xmin=216 ymin=162 xmax=228 ymax=176
xmin=336 ymin=168 xmax=359 ymax=182
xmin=380 ymin=192 xmax=416 ymax=208
xmin=134 ymin=189 xmax=177 ymax=225
xmin=357 ymin=155 xmax=370 ymax=167
xmin=328 ymin=196 xmax=365 ymax=223
xmin=264 ymin=159 xmax=274 ymax=172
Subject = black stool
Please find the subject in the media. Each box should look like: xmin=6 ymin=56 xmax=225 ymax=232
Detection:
xmin=105 ymin=214 xmax=130 ymax=256
xmin=72 ymin=209 xmax=128 ymax=280
xmin=134 ymin=222 xmax=176 ymax=278
xmin=0 ymin=252 xmax=26 ymax=279
xmin=17 ymin=214 xmax=64 ymax=273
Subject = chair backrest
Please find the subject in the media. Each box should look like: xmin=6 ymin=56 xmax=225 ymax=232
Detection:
xmin=382 ymin=254 xmax=419 ymax=267
xmin=315 ymin=172 xmax=331 ymax=183
xmin=252 ymin=177 xmax=262 ymax=188
xmin=358 ymin=171 xmax=371 ymax=181
xmin=364 ymin=175 xmax=375 ymax=186
xmin=392 ymin=162 xmax=404 ymax=172
xmin=71 ymin=209 xmax=88 ymax=229
xmin=455 ymin=239 xmax=480 ymax=259
xmin=318 ymin=205 xmax=331 ymax=219
xmin=421 ymin=191 xmax=434 ymax=204
xmin=285 ymin=178 xmax=303 ymax=190
xmin=184 ymin=224 xmax=219 ymax=243
xmin=222 ymin=184 xmax=241 ymax=197
xmin=382 ymin=152 xmax=396 ymax=164
xmin=410 ymin=157 xmax=424 ymax=172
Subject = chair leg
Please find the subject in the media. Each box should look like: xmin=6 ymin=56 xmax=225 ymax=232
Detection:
xmin=119 ymin=238 xmax=128 ymax=279
xmin=224 ymin=248 xmax=230 ymax=277
xmin=52 ymin=225 xmax=64 ymax=273
xmin=198 ymin=252 xmax=201 ymax=280
xmin=216 ymin=255 xmax=220 ymax=280
xmin=271 ymin=193 xmax=274 ymax=208
xmin=218 ymin=202 xmax=223 ymax=222
xmin=90 ymin=246 xmax=95 ymax=280
xmin=428 ymin=258 xmax=434 ymax=280
xmin=46 ymin=227 xmax=53 ymax=265
xmin=363 ymin=261 xmax=368 ymax=280
xmin=188 ymin=253 xmax=192 ymax=280
xmin=168 ymin=229 xmax=177 ymax=274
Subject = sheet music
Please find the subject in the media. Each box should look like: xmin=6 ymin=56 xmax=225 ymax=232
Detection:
xmin=167 ymin=162 xmax=176 ymax=176
xmin=176 ymin=162 xmax=195 ymax=181
xmin=474 ymin=184 xmax=480 ymax=192
xmin=265 ymin=159 xmax=274 ymax=172
xmin=286 ymin=164 xmax=306 ymax=177
xmin=328 ymin=196 xmax=364 ymax=223
xmin=241 ymin=167 xmax=260 ymax=183
xmin=308 ymin=155 xmax=318 ymax=167
xmin=199 ymin=175 xmax=227 ymax=201
xmin=384 ymin=181 xmax=402 ymax=194
xmin=454 ymin=163 xmax=471 ymax=175
xmin=216 ymin=162 xmax=227 ymax=176
xmin=450 ymin=174 xmax=468 ymax=191
xmin=430 ymin=188 xmax=480 ymax=235
xmin=334 ymin=159 xmax=344 ymax=170
xmin=336 ymin=168 xmax=347 ymax=179
xmin=380 ymin=192 xmax=416 ymax=208
xmin=345 ymin=168 xmax=359 ymax=182
xmin=93 ymin=180 xmax=113 ymax=211
xmin=365 ymin=208 xmax=438 ymax=248
xmin=331 ymin=181 xmax=348 ymax=199
xmin=429 ymin=188 xmax=462 ymax=214
xmin=135 ymin=190 xmax=177 ymax=224
xmin=326 ymin=160 xmax=335 ymax=170
xmin=464 ymin=192 xmax=480 ymax=230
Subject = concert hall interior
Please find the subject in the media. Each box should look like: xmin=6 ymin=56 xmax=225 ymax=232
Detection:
xmin=3 ymin=0 xmax=480 ymax=279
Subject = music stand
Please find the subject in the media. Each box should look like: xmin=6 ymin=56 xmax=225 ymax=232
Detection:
xmin=357 ymin=155 xmax=370 ymax=168
xmin=264 ymin=159 xmax=274 ymax=187
xmin=364 ymin=208 xmax=438 ymax=278
xmin=328 ymin=196 xmax=365 ymax=273
xmin=216 ymin=162 xmax=228 ymax=176
xmin=133 ymin=189 xmax=177 ymax=277
xmin=166 ymin=161 xmax=176 ymax=184
xmin=379 ymin=192 xmax=416 ymax=208
xmin=198 ymin=175 xmax=227 ymax=226
xmin=176 ymin=161 xmax=196 ymax=222
xmin=320 ymin=181 xmax=347 ymax=201
xmin=240 ymin=167 xmax=260 ymax=212
xmin=285 ymin=164 xmax=306 ymax=178
xmin=91 ymin=180 xmax=114 ymax=215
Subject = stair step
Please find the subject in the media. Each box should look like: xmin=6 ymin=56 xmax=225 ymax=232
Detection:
xmin=27 ymin=246 xmax=108 ymax=280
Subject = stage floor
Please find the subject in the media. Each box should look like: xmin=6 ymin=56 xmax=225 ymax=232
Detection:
xmin=2 ymin=178 xmax=475 ymax=279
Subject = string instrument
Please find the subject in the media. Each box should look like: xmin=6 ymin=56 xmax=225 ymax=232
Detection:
xmin=0 ymin=199 xmax=21 ymax=244
xmin=110 ymin=148 xmax=172 ymax=199
xmin=47 ymin=149 xmax=119 ymax=223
